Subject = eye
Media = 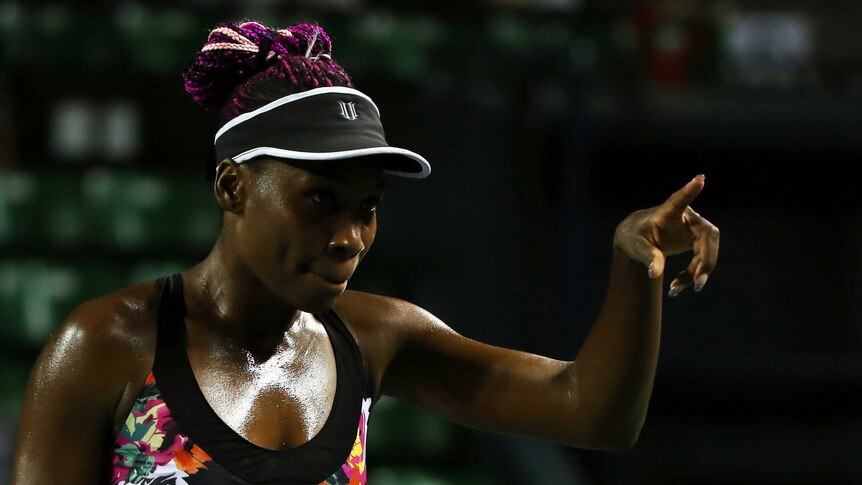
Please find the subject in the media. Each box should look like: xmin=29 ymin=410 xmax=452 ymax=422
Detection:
xmin=361 ymin=196 xmax=381 ymax=213
xmin=305 ymin=189 xmax=335 ymax=205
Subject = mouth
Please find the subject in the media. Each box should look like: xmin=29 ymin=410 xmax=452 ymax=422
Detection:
xmin=311 ymin=270 xmax=353 ymax=286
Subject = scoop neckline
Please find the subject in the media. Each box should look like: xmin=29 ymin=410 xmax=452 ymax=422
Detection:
xmin=179 ymin=311 xmax=343 ymax=454
xmin=152 ymin=272 xmax=362 ymax=483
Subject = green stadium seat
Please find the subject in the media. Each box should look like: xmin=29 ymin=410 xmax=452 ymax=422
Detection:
xmin=127 ymin=260 xmax=187 ymax=285
xmin=114 ymin=6 xmax=203 ymax=74
xmin=81 ymin=169 xmax=219 ymax=250
xmin=81 ymin=169 xmax=171 ymax=249
xmin=371 ymin=466 xmax=498 ymax=485
xmin=40 ymin=170 xmax=87 ymax=246
xmin=166 ymin=174 xmax=221 ymax=250
xmin=0 ymin=169 xmax=91 ymax=247
xmin=0 ymin=170 xmax=41 ymax=245
xmin=368 ymin=397 xmax=456 ymax=460
xmin=0 ymin=259 xmax=123 ymax=346
xmin=0 ymin=357 xmax=30 ymax=419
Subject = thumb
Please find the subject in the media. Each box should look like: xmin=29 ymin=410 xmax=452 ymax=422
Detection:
xmin=648 ymin=250 xmax=665 ymax=279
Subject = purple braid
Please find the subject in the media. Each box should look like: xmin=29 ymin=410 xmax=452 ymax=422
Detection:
xmin=183 ymin=21 xmax=352 ymax=122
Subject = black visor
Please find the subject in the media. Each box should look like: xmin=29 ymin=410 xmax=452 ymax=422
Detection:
xmin=214 ymin=87 xmax=431 ymax=178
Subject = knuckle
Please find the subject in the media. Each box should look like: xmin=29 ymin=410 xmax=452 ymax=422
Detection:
xmin=675 ymin=270 xmax=693 ymax=282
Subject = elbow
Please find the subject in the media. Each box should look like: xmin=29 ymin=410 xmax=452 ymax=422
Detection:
xmin=591 ymin=398 xmax=651 ymax=451
xmin=582 ymin=429 xmax=641 ymax=452
xmin=598 ymin=412 xmax=647 ymax=451
xmin=555 ymin=367 xmax=648 ymax=451
xmin=569 ymin=418 xmax=644 ymax=451
xmin=598 ymin=430 xmax=640 ymax=452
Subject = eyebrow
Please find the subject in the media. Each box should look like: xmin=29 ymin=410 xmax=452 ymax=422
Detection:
xmin=314 ymin=171 xmax=387 ymax=189
xmin=315 ymin=171 xmax=347 ymax=183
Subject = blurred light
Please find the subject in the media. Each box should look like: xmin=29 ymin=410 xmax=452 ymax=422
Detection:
xmin=726 ymin=12 xmax=813 ymax=88
xmin=22 ymin=266 xmax=79 ymax=343
xmin=359 ymin=11 xmax=398 ymax=42
xmin=50 ymin=99 xmax=141 ymax=161
xmin=103 ymin=101 xmax=141 ymax=161
xmin=114 ymin=4 xmax=197 ymax=73
xmin=51 ymin=100 xmax=96 ymax=159
xmin=488 ymin=15 xmax=532 ymax=56
xmin=569 ymin=38 xmax=597 ymax=68
xmin=36 ymin=4 xmax=70 ymax=33
xmin=0 ymin=2 xmax=24 ymax=63
xmin=0 ymin=172 xmax=35 ymax=243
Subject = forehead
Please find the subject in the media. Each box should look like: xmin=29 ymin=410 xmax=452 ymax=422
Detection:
xmin=258 ymin=157 xmax=387 ymax=188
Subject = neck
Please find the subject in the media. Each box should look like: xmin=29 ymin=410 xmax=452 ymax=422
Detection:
xmin=183 ymin=237 xmax=304 ymax=356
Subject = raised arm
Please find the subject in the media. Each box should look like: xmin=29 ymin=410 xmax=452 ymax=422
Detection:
xmin=12 ymin=292 xmax=154 ymax=484
xmin=570 ymin=174 xmax=720 ymax=447
xmin=352 ymin=175 xmax=719 ymax=450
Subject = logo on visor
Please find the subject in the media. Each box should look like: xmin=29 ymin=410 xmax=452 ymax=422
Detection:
xmin=338 ymin=100 xmax=359 ymax=121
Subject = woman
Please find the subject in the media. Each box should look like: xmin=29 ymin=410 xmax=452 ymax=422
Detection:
xmin=12 ymin=21 xmax=719 ymax=484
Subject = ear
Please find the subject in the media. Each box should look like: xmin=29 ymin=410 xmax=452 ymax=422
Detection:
xmin=214 ymin=159 xmax=246 ymax=214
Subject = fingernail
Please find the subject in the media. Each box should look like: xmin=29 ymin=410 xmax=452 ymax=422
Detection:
xmin=648 ymin=262 xmax=655 ymax=279
xmin=694 ymin=274 xmax=708 ymax=292
xmin=668 ymin=286 xmax=680 ymax=297
xmin=695 ymin=174 xmax=705 ymax=180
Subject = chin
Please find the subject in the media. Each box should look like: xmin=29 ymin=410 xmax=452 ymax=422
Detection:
xmin=294 ymin=288 xmax=345 ymax=314
xmin=270 ymin=271 xmax=345 ymax=313
xmin=298 ymin=298 xmax=337 ymax=314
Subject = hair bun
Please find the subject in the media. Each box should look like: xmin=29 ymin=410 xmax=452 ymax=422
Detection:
xmin=184 ymin=21 xmax=337 ymax=112
xmin=184 ymin=21 xmax=351 ymax=118
xmin=273 ymin=23 xmax=333 ymax=60
xmin=183 ymin=22 xmax=275 ymax=112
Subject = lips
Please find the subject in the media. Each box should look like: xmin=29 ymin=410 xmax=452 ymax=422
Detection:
xmin=312 ymin=268 xmax=354 ymax=285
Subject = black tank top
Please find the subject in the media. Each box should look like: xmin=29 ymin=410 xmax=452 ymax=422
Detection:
xmin=110 ymin=273 xmax=373 ymax=484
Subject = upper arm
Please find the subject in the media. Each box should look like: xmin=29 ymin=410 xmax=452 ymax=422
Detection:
xmin=12 ymin=294 xmax=153 ymax=484
xmin=337 ymin=292 xmax=589 ymax=447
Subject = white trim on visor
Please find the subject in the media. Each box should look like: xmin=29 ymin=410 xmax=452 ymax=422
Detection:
xmin=231 ymin=146 xmax=432 ymax=179
xmin=213 ymin=86 xmax=380 ymax=143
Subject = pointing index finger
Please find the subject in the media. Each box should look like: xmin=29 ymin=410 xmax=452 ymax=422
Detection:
xmin=663 ymin=174 xmax=706 ymax=215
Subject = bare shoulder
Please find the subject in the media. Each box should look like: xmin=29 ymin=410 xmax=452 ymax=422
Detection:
xmin=59 ymin=281 xmax=160 ymax=364
xmin=332 ymin=290 xmax=458 ymax=401
xmin=333 ymin=290 xmax=455 ymax=336
xmin=27 ymin=281 xmax=162 ymax=430
xmin=13 ymin=280 xmax=166 ymax=483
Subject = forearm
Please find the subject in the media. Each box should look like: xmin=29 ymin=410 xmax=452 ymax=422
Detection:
xmin=565 ymin=245 xmax=663 ymax=449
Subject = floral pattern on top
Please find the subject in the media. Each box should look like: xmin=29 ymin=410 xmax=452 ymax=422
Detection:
xmin=112 ymin=373 xmax=213 ymax=484
xmin=111 ymin=373 xmax=370 ymax=485
xmin=324 ymin=398 xmax=371 ymax=485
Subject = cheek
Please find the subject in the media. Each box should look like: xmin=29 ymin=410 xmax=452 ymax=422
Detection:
xmin=236 ymin=207 xmax=295 ymax=270
xmin=359 ymin=220 xmax=378 ymax=259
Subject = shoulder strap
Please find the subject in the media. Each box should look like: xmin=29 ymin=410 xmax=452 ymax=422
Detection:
xmin=319 ymin=308 xmax=375 ymax=401
xmin=155 ymin=272 xmax=185 ymax=345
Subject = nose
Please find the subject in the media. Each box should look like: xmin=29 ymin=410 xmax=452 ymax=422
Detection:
xmin=327 ymin=221 xmax=366 ymax=261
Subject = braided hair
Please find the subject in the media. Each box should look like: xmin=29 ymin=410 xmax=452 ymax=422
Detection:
xmin=183 ymin=21 xmax=353 ymax=122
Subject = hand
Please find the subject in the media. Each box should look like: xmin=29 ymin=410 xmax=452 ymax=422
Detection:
xmin=612 ymin=174 xmax=720 ymax=296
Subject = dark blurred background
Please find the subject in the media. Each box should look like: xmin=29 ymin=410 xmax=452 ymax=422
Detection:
xmin=1 ymin=0 xmax=860 ymax=484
